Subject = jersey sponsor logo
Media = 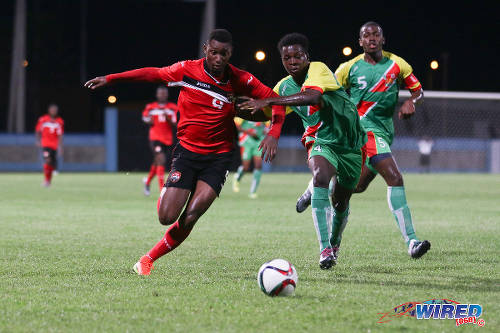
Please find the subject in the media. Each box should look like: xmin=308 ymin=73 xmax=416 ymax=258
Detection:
xmin=168 ymin=75 xmax=231 ymax=104
xmin=169 ymin=171 xmax=181 ymax=183
xmin=247 ymin=76 xmax=253 ymax=85
xmin=196 ymin=81 xmax=211 ymax=89
xmin=369 ymin=61 xmax=400 ymax=93
xmin=384 ymin=73 xmax=396 ymax=87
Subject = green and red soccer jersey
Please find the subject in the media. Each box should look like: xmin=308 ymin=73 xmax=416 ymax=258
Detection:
xmin=234 ymin=118 xmax=268 ymax=144
xmin=335 ymin=51 xmax=421 ymax=144
xmin=234 ymin=118 xmax=268 ymax=160
xmin=267 ymin=62 xmax=366 ymax=153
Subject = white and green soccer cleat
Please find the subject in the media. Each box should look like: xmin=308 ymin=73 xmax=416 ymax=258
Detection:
xmin=408 ymin=239 xmax=431 ymax=259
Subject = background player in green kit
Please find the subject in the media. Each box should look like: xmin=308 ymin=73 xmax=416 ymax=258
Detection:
xmin=296 ymin=22 xmax=431 ymax=259
xmin=239 ymin=33 xmax=366 ymax=269
xmin=233 ymin=118 xmax=268 ymax=198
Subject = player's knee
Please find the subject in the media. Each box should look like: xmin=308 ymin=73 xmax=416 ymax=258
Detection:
xmin=311 ymin=172 xmax=330 ymax=189
xmin=388 ymin=172 xmax=404 ymax=186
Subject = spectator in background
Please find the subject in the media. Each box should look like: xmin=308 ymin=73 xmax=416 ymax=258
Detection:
xmin=35 ymin=104 xmax=64 ymax=187
xmin=418 ymin=136 xmax=434 ymax=173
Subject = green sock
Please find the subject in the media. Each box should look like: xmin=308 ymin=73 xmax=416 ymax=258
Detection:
xmin=311 ymin=187 xmax=332 ymax=251
xmin=250 ymin=169 xmax=261 ymax=194
xmin=235 ymin=165 xmax=244 ymax=181
xmin=330 ymin=205 xmax=349 ymax=247
xmin=387 ymin=186 xmax=418 ymax=246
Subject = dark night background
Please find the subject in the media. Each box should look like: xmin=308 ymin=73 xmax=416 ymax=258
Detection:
xmin=0 ymin=0 xmax=499 ymax=134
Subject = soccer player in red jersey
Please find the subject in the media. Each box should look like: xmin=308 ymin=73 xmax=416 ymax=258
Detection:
xmin=35 ymin=104 xmax=64 ymax=187
xmin=85 ymin=29 xmax=285 ymax=275
xmin=142 ymin=86 xmax=178 ymax=195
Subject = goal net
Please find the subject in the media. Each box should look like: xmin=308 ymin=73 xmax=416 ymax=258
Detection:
xmin=394 ymin=91 xmax=500 ymax=172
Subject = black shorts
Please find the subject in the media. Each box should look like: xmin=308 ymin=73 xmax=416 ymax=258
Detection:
xmin=165 ymin=143 xmax=232 ymax=195
xmin=150 ymin=140 xmax=171 ymax=154
xmin=42 ymin=147 xmax=57 ymax=167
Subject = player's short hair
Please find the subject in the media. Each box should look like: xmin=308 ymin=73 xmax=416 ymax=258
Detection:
xmin=277 ymin=33 xmax=309 ymax=54
xmin=208 ymin=29 xmax=233 ymax=45
xmin=48 ymin=103 xmax=58 ymax=109
xmin=360 ymin=21 xmax=383 ymax=36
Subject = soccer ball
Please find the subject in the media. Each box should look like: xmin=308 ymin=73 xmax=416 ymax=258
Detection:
xmin=257 ymin=259 xmax=298 ymax=297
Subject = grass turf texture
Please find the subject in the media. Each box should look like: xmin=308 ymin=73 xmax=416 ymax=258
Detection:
xmin=1 ymin=172 xmax=499 ymax=332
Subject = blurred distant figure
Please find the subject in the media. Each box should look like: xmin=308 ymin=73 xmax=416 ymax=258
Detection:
xmin=418 ymin=136 xmax=434 ymax=173
xmin=142 ymin=86 xmax=178 ymax=195
xmin=232 ymin=118 xmax=268 ymax=199
xmin=35 ymin=104 xmax=64 ymax=187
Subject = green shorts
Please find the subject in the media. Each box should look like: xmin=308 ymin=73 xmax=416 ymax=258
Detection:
xmin=308 ymin=141 xmax=363 ymax=190
xmin=240 ymin=140 xmax=261 ymax=161
xmin=364 ymin=131 xmax=392 ymax=173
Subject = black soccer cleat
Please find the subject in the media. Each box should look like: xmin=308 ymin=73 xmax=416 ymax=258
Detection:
xmin=296 ymin=189 xmax=312 ymax=213
xmin=408 ymin=239 xmax=431 ymax=259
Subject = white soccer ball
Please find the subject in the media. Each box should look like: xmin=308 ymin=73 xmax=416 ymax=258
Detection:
xmin=257 ymin=259 xmax=298 ymax=297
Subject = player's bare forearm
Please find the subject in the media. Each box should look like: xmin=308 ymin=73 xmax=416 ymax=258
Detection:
xmin=238 ymin=89 xmax=321 ymax=112
xmin=267 ymin=89 xmax=322 ymax=107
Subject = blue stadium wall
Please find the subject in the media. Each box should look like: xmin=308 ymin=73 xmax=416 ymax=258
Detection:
xmin=1 ymin=107 xmax=500 ymax=173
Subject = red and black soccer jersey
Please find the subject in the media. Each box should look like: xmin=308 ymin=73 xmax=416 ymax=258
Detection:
xmin=35 ymin=115 xmax=64 ymax=150
xmin=142 ymin=101 xmax=178 ymax=146
xmin=106 ymin=58 xmax=285 ymax=154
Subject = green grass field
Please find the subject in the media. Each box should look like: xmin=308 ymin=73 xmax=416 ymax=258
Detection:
xmin=1 ymin=172 xmax=499 ymax=332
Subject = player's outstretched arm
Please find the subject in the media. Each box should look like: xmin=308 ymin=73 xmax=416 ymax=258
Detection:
xmin=399 ymin=88 xmax=423 ymax=120
xmin=84 ymin=67 xmax=164 ymax=90
xmin=238 ymin=89 xmax=322 ymax=112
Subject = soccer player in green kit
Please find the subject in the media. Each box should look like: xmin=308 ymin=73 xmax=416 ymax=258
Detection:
xmin=232 ymin=118 xmax=268 ymax=198
xmin=296 ymin=22 xmax=431 ymax=259
xmin=239 ymin=33 xmax=366 ymax=269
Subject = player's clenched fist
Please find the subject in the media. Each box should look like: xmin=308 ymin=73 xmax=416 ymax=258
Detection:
xmin=398 ymin=99 xmax=416 ymax=119
xmin=84 ymin=76 xmax=108 ymax=89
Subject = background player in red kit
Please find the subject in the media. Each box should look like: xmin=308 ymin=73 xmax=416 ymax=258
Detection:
xmin=142 ymin=86 xmax=178 ymax=195
xmin=35 ymin=104 xmax=64 ymax=187
xmin=85 ymin=29 xmax=285 ymax=275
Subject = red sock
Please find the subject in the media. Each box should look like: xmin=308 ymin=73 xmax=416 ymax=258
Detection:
xmin=157 ymin=165 xmax=165 ymax=190
xmin=147 ymin=221 xmax=192 ymax=261
xmin=43 ymin=164 xmax=53 ymax=183
xmin=146 ymin=164 xmax=157 ymax=186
